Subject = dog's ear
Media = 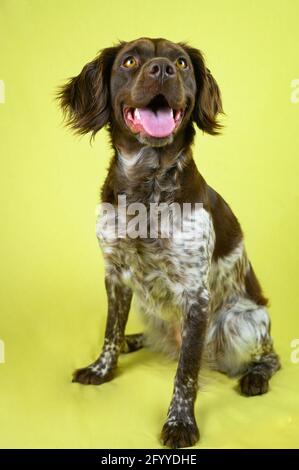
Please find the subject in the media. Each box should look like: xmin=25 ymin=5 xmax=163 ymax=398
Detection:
xmin=182 ymin=45 xmax=223 ymax=135
xmin=58 ymin=45 xmax=122 ymax=138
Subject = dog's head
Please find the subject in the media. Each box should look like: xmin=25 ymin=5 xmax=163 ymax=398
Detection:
xmin=58 ymin=38 xmax=223 ymax=147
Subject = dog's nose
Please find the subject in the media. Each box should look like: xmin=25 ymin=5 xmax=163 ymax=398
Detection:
xmin=148 ymin=59 xmax=175 ymax=81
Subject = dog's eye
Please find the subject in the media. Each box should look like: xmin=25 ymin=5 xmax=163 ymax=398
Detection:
xmin=175 ymin=57 xmax=188 ymax=70
xmin=122 ymin=56 xmax=137 ymax=69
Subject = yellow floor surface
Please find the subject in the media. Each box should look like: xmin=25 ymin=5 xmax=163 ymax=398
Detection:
xmin=1 ymin=0 xmax=299 ymax=449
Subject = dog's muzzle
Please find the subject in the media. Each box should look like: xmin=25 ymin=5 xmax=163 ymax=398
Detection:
xmin=123 ymin=94 xmax=184 ymax=138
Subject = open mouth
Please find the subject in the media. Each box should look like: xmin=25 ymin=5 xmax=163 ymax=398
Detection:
xmin=123 ymin=95 xmax=184 ymax=138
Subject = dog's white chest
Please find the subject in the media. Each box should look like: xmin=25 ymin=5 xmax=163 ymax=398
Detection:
xmin=97 ymin=205 xmax=215 ymax=322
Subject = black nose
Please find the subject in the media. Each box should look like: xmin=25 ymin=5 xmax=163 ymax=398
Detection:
xmin=148 ymin=59 xmax=175 ymax=81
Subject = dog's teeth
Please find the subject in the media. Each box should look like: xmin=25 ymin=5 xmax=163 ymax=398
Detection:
xmin=134 ymin=109 xmax=141 ymax=120
xmin=174 ymin=110 xmax=181 ymax=122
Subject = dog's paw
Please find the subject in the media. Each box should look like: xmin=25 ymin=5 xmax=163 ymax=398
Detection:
xmin=121 ymin=333 xmax=144 ymax=353
xmin=161 ymin=420 xmax=199 ymax=448
xmin=239 ymin=371 xmax=269 ymax=396
xmin=72 ymin=366 xmax=114 ymax=385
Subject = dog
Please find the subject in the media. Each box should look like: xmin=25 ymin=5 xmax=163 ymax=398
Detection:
xmin=58 ymin=37 xmax=280 ymax=448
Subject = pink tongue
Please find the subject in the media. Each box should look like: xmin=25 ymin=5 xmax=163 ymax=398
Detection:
xmin=138 ymin=107 xmax=175 ymax=137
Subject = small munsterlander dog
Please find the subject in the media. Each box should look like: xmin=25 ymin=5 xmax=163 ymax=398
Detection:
xmin=59 ymin=37 xmax=280 ymax=448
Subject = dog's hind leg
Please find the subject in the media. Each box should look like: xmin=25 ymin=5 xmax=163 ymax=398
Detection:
xmin=239 ymin=351 xmax=280 ymax=396
xmin=121 ymin=333 xmax=145 ymax=353
xmin=206 ymin=297 xmax=280 ymax=395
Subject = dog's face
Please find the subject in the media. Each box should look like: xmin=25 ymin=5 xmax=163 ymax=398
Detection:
xmin=110 ymin=38 xmax=197 ymax=147
xmin=59 ymin=38 xmax=223 ymax=147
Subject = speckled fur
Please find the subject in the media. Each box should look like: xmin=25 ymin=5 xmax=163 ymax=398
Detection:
xmin=95 ymin=149 xmax=278 ymax=380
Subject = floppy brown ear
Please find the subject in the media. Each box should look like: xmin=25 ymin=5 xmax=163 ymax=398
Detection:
xmin=182 ymin=45 xmax=223 ymax=135
xmin=57 ymin=45 xmax=122 ymax=138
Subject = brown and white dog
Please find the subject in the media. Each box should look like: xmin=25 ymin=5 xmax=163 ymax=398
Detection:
xmin=58 ymin=37 xmax=280 ymax=448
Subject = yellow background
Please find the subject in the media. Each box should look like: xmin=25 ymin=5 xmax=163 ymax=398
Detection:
xmin=0 ymin=0 xmax=299 ymax=448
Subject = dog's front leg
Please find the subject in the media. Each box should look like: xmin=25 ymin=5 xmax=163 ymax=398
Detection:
xmin=161 ymin=292 xmax=208 ymax=448
xmin=73 ymin=274 xmax=132 ymax=385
